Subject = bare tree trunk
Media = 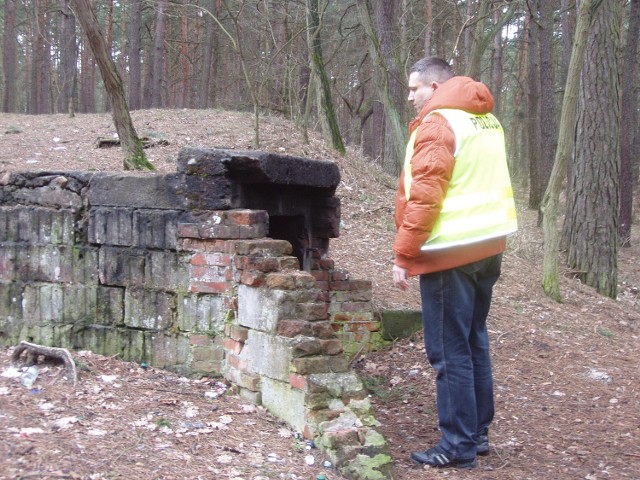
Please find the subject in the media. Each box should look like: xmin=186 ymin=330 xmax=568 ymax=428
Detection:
xmin=619 ymin=0 xmax=640 ymax=247
xmin=70 ymin=0 xmax=154 ymax=170
xmin=538 ymin=0 xmax=557 ymax=221
xmin=198 ymin=0 xmax=217 ymax=108
xmin=2 ymin=0 xmax=17 ymax=112
xmin=307 ymin=0 xmax=345 ymax=155
xmin=490 ymin=8 xmax=503 ymax=118
xmin=541 ymin=0 xmax=603 ymax=301
xmin=57 ymin=0 xmax=77 ymax=115
xmin=424 ymin=0 xmax=433 ymax=55
xmin=527 ymin=0 xmax=542 ymax=210
xmin=357 ymin=0 xmax=404 ymax=173
xmin=564 ymin=0 xmax=622 ymax=298
xmin=128 ymin=0 xmax=142 ymax=110
xmin=103 ymin=0 xmax=114 ymax=112
xmin=179 ymin=5 xmax=189 ymax=109
xmin=151 ymin=0 xmax=167 ymax=108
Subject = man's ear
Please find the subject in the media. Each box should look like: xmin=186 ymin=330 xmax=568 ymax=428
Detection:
xmin=431 ymin=81 xmax=439 ymax=90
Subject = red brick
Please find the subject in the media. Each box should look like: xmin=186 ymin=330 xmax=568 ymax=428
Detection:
xmin=277 ymin=257 xmax=300 ymax=271
xmin=298 ymin=302 xmax=328 ymax=321
xmin=179 ymin=238 xmax=228 ymax=252
xmin=177 ymin=223 xmax=201 ymax=239
xmin=331 ymin=270 xmax=350 ymax=281
xmin=223 ymin=337 xmax=244 ymax=355
xmin=320 ymin=339 xmax=343 ymax=355
xmin=332 ymin=313 xmax=353 ymax=323
xmin=190 ymin=265 xmax=231 ymax=283
xmin=237 ymin=224 xmax=268 ymax=239
xmin=311 ymin=322 xmax=337 ymax=339
xmin=227 ymin=353 xmax=248 ymax=370
xmin=191 ymin=252 xmax=232 ymax=267
xmin=225 ymin=324 xmax=249 ymax=342
xmin=277 ymin=320 xmax=312 ymax=337
xmin=343 ymin=321 xmax=380 ymax=333
xmin=266 ymin=273 xmax=296 ymax=290
xmin=236 ymin=256 xmax=279 ymax=272
xmin=189 ymin=281 xmax=231 ymax=294
xmin=232 ymin=239 xmax=293 ymax=256
xmin=289 ymin=373 xmax=307 ymax=390
xmin=227 ymin=209 xmax=268 ymax=226
xmin=311 ymin=270 xmax=330 ymax=281
xmin=189 ymin=334 xmax=212 ymax=346
xmin=240 ymin=270 xmax=265 ymax=287
xmin=334 ymin=301 xmax=371 ymax=313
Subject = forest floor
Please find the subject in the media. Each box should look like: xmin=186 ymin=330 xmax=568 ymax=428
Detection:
xmin=1 ymin=109 xmax=639 ymax=480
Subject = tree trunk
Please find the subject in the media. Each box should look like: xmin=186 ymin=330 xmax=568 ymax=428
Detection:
xmin=198 ymin=0 xmax=217 ymax=108
xmin=541 ymin=0 xmax=601 ymax=301
xmin=307 ymin=0 xmax=345 ymax=155
xmin=128 ymin=0 xmax=141 ymax=110
xmin=151 ymin=0 xmax=167 ymax=108
xmin=619 ymin=0 xmax=640 ymax=247
xmin=180 ymin=5 xmax=189 ymax=109
xmin=564 ymin=0 xmax=622 ymax=298
xmin=537 ymin=0 xmax=557 ymax=221
xmin=70 ymin=0 xmax=154 ymax=170
xmin=527 ymin=0 xmax=542 ymax=210
xmin=490 ymin=8 xmax=503 ymax=118
xmin=540 ymin=0 xmax=604 ymax=301
xmin=357 ymin=0 xmax=404 ymax=173
xmin=57 ymin=0 xmax=77 ymax=115
xmin=2 ymin=0 xmax=17 ymax=112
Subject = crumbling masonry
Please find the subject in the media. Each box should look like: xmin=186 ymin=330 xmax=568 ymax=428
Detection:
xmin=0 ymin=148 xmax=392 ymax=479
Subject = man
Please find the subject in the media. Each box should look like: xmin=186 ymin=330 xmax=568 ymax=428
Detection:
xmin=393 ymin=57 xmax=517 ymax=469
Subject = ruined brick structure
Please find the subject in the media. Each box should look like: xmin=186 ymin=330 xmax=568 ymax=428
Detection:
xmin=0 ymin=149 xmax=392 ymax=479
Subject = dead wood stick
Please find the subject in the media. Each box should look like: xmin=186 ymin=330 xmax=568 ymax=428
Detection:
xmin=11 ymin=341 xmax=78 ymax=386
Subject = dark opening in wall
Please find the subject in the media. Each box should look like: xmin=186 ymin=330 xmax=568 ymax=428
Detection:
xmin=268 ymin=215 xmax=306 ymax=270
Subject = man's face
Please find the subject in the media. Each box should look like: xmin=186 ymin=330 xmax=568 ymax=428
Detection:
xmin=408 ymin=72 xmax=435 ymax=113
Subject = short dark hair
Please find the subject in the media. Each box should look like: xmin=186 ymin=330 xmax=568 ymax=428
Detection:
xmin=410 ymin=57 xmax=453 ymax=84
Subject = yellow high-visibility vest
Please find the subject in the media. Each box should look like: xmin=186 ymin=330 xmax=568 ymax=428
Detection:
xmin=403 ymin=108 xmax=517 ymax=251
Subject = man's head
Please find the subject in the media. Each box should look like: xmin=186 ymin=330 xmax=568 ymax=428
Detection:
xmin=408 ymin=57 xmax=453 ymax=112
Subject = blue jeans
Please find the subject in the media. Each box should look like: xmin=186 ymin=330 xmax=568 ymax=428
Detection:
xmin=419 ymin=254 xmax=502 ymax=459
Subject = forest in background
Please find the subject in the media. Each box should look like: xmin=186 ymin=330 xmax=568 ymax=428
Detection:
xmin=1 ymin=0 xmax=639 ymax=300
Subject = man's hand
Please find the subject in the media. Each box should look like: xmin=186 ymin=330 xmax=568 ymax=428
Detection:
xmin=393 ymin=264 xmax=410 ymax=291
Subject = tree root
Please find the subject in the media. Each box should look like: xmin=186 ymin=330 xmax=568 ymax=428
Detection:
xmin=11 ymin=341 xmax=78 ymax=386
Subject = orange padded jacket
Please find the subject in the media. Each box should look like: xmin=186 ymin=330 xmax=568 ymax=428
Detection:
xmin=393 ymin=76 xmax=507 ymax=276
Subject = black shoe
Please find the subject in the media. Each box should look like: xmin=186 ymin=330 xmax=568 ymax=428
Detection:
xmin=476 ymin=432 xmax=489 ymax=456
xmin=410 ymin=446 xmax=477 ymax=469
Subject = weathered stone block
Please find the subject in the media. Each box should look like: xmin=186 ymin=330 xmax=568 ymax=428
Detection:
xmin=124 ymin=288 xmax=177 ymax=331
xmin=22 ymin=283 xmax=64 ymax=324
xmin=133 ymin=209 xmax=180 ymax=249
xmin=177 ymin=293 xmax=226 ymax=333
xmin=231 ymin=239 xmax=292 ymax=256
xmin=261 ymin=377 xmax=306 ymax=433
xmin=292 ymin=356 xmax=350 ymax=375
xmin=61 ymin=285 xmax=98 ymax=323
xmin=238 ymin=286 xmax=292 ymax=332
xmin=88 ymin=207 xmax=134 ymax=246
xmin=98 ymin=246 xmax=146 ymax=287
xmin=239 ymin=329 xmax=292 ymax=382
xmin=89 ymin=174 xmax=186 ymax=210
xmin=289 ymin=336 xmax=322 ymax=357
xmin=148 ymin=331 xmax=190 ymax=372
xmin=96 ymin=286 xmax=125 ymax=326
xmin=145 ymin=250 xmax=190 ymax=291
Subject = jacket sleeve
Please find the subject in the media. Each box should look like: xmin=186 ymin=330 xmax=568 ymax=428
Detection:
xmin=393 ymin=114 xmax=455 ymax=266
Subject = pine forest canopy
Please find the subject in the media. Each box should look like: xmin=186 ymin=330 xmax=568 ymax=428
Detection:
xmin=1 ymin=0 xmax=639 ymax=299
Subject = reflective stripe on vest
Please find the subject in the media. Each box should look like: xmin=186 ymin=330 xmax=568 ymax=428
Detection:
xmin=403 ymin=108 xmax=517 ymax=251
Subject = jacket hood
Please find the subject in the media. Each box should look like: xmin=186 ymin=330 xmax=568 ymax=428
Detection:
xmin=416 ymin=76 xmax=494 ymax=121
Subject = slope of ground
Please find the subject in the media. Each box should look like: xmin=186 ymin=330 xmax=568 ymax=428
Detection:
xmin=1 ymin=110 xmax=639 ymax=479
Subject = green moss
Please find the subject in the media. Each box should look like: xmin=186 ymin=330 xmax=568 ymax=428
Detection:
xmin=340 ymin=454 xmax=393 ymax=480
